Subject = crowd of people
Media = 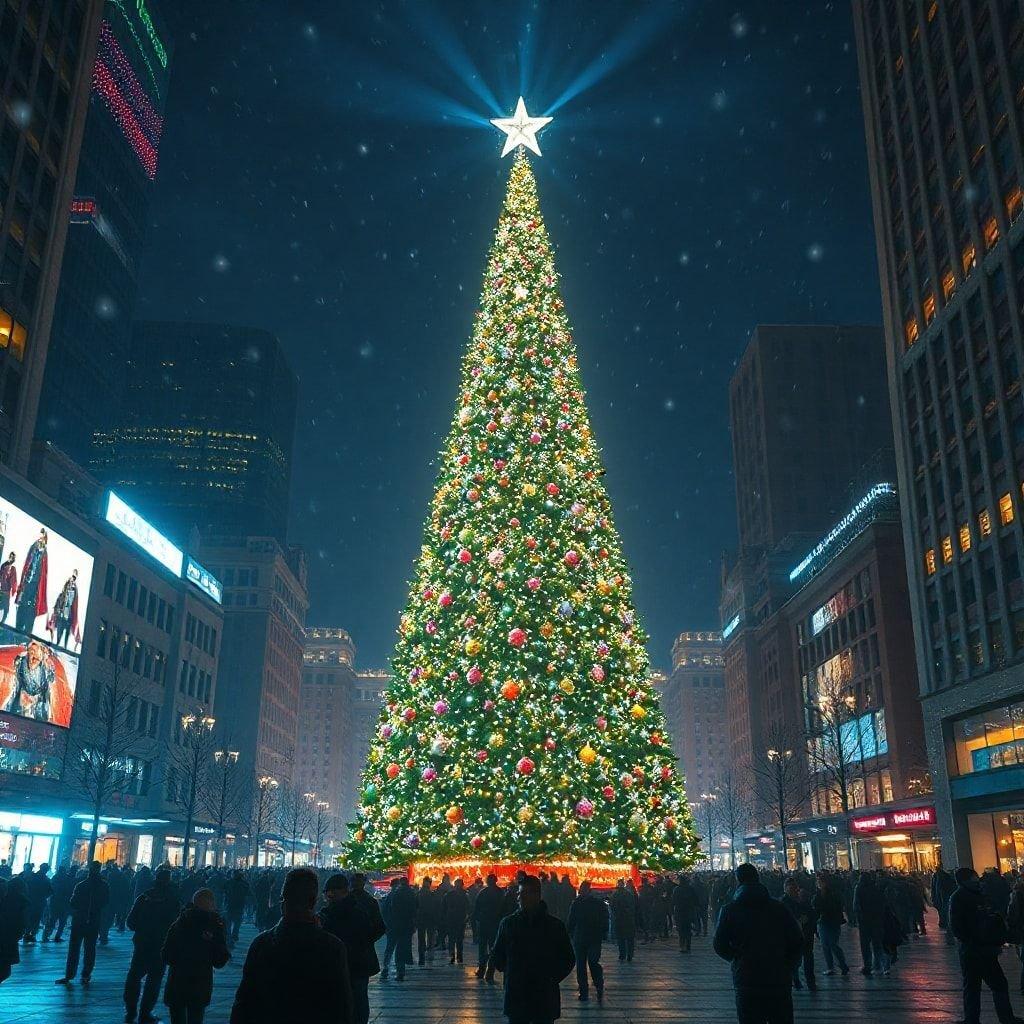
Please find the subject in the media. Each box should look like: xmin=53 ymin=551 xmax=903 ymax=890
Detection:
xmin=0 ymin=856 xmax=1021 ymax=1023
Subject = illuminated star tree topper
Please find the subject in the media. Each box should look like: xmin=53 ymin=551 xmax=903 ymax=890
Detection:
xmin=490 ymin=96 xmax=553 ymax=158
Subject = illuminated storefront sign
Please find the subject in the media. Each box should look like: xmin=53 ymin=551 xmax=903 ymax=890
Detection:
xmin=790 ymin=483 xmax=897 ymax=582
xmin=850 ymin=806 xmax=936 ymax=833
xmin=722 ymin=613 xmax=741 ymax=640
xmin=105 ymin=492 xmax=183 ymax=576
xmin=185 ymin=557 xmax=222 ymax=604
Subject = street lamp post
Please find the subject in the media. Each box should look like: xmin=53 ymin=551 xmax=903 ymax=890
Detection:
xmin=179 ymin=714 xmax=215 ymax=868
xmin=212 ymin=748 xmax=240 ymax=866
xmin=766 ymin=747 xmax=793 ymax=870
xmin=255 ymin=775 xmax=278 ymax=867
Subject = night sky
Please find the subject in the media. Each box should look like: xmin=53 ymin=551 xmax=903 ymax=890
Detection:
xmin=135 ymin=1 xmax=884 ymax=670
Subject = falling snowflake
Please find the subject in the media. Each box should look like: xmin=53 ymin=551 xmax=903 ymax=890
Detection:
xmin=806 ymin=243 xmax=824 ymax=262
xmin=213 ymin=254 xmax=230 ymax=272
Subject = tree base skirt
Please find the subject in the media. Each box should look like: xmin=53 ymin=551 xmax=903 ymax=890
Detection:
xmin=405 ymin=858 xmax=640 ymax=888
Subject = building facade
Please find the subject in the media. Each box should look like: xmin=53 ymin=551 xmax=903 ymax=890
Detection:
xmin=657 ymin=633 xmax=727 ymax=798
xmin=92 ymin=322 xmax=298 ymax=543
xmin=853 ymin=0 xmax=1024 ymax=869
xmin=38 ymin=0 xmax=172 ymax=463
xmin=0 ymin=0 xmax=104 ymax=469
xmin=200 ymin=535 xmax=308 ymax=788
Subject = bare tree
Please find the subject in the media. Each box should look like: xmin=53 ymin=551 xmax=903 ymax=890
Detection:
xmin=307 ymin=798 xmax=331 ymax=867
xmin=715 ymin=769 xmax=752 ymax=870
xmin=277 ymin=785 xmax=313 ymax=865
xmin=67 ymin=649 xmax=149 ymax=862
xmin=241 ymin=773 xmax=279 ymax=867
xmin=747 ymin=723 xmax=808 ymax=869
xmin=803 ymin=666 xmax=862 ymax=865
xmin=691 ymin=793 xmax=721 ymax=869
xmin=202 ymin=741 xmax=244 ymax=866
xmin=164 ymin=713 xmax=217 ymax=868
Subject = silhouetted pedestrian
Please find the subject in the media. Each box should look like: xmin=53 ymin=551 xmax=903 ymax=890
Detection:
xmin=567 ymin=880 xmax=608 ymax=1003
xmin=124 ymin=866 xmax=181 ymax=1024
xmin=56 ymin=860 xmax=109 ymax=986
xmin=162 ymin=888 xmax=230 ymax=1024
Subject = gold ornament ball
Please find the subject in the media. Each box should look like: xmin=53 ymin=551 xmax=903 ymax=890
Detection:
xmin=579 ymin=744 xmax=598 ymax=765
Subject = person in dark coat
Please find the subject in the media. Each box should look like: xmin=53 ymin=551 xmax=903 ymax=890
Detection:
xmin=610 ymin=880 xmax=638 ymax=962
xmin=44 ymin=865 xmax=75 ymax=942
xmin=319 ymin=873 xmax=384 ymax=1024
xmin=23 ymin=862 xmax=51 ymax=943
xmin=132 ymin=865 xmax=154 ymax=906
xmin=713 ymin=863 xmax=803 ymax=1024
xmin=162 ymin=888 xmax=231 ymax=1024
xmin=672 ymin=875 xmax=697 ymax=954
xmin=231 ymin=868 xmax=353 ymax=1024
xmin=442 ymin=877 xmax=470 ymax=964
xmin=416 ymin=877 xmax=437 ymax=966
xmin=472 ymin=873 xmax=505 ymax=978
xmin=853 ymin=871 xmax=888 ymax=976
xmin=488 ymin=874 xmax=575 ymax=1023
xmin=124 ymin=867 xmax=181 ymax=1023
xmin=56 ymin=860 xmax=109 ymax=985
xmin=981 ymin=868 xmax=1013 ymax=924
xmin=781 ymin=877 xmax=818 ymax=991
xmin=692 ymin=875 xmax=710 ymax=936
xmin=950 ymin=867 xmax=1017 ymax=1024
xmin=0 ymin=877 xmax=27 ymax=984
xmin=812 ymin=873 xmax=849 ymax=976
xmin=381 ymin=877 xmax=417 ymax=982
xmin=225 ymin=870 xmax=250 ymax=948
xmin=932 ymin=866 xmax=957 ymax=942
xmin=567 ymin=880 xmax=609 ymax=1003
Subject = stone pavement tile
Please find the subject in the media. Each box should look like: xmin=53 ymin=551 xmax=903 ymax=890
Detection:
xmin=0 ymin=911 xmax=997 ymax=1023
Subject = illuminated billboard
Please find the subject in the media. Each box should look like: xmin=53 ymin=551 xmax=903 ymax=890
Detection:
xmin=185 ymin=557 xmax=222 ymax=604
xmin=0 ymin=495 xmax=95 ymax=779
xmin=105 ymin=492 xmax=183 ymax=576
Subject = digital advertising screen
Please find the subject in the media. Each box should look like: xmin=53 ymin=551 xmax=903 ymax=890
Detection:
xmin=0 ymin=495 xmax=94 ymax=778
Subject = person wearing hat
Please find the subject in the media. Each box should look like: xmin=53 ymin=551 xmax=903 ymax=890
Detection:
xmin=319 ymin=873 xmax=385 ymax=1024
xmin=124 ymin=866 xmax=180 ymax=1023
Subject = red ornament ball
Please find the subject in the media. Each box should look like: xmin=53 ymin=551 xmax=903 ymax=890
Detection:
xmin=602 ymin=785 xmax=615 ymax=800
xmin=458 ymin=549 xmax=473 ymax=564
xmin=475 ymin=750 xmax=489 ymax=763
xmin=508 ymin=627 xmax=528 ymax=648
xmin=516 ymin=757 xmax=535 ymax=775
xmin=386 ymin=763 xmax=400 ymax=780
xmin=546 ymin=483 xmax=560 ymax=496
xmin=501 ymin=680 xmax=522 ymax=700
xmin=470 ymin=836 xmax=483 ymax=850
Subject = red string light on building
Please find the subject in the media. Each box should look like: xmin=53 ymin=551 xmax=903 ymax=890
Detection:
xmin=92 ymin=58 xmax=158 ymax=178
xmin=92 ymin=21 xmax=164 ymax=178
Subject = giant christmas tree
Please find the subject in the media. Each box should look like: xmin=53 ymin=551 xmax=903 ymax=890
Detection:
xmin=348 ymin=124 xmax=698 ymax=881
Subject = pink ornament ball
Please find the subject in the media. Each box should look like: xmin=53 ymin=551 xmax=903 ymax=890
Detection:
xmin=526 ymin=577 xmax=541 ymax=591
xmin=590 ymin=664 xmax=606 ymax=682
xmin=433 ymin=700 xmax=449 ymax=716
xmin=439 ymin=592 xmax=453 ymax=607
xmin=421 ymin=767 xmax=437 ymax=782
xmin=575 ymin=798 xmax=595 ymax=819
xmin=564 ymin=550 xmax=580 ymax=567
xmin=379 ymin=724 xmax=394 ymax=740
xmin=529 ymin=432 xmax=542 ymax=445
xmin=483 ymin=699 xmax=496 ymax=712
xmin=425 ymin=620 xmax=438 ymax=635
xmin=422 ymin=587 xmax=434 ymax=600
xmin=467 ymin=666 xmax=484 ymax=685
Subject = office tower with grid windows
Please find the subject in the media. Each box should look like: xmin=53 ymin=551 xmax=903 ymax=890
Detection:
xmin=853 ymin=0 xmax=1024 ymax=868
xmin=0 ymin=0 xmax=104 ymax=470
xmin=37 ymin=0 xmax=172 ymax=464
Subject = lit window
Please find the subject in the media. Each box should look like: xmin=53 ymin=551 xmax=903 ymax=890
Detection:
xmin=923 ymin=293 xmax=936 ymax=325
xmin=942 ymin=536 xmax=954 ymax=564
xmin=1000 ymin=492 xmax=1015 ymax=525
xmin=942 ymin=270 xmax=956 ymax=301
xmin=925 ymin=549 xmax=937 ymax=575
xmin=980 ymin=509 xmax=993 ymax=537
xmin=905 ymin=317 xmax=920 ymax=347
xmin=960 ymin=523 xmax=972 ymax=553
xmin=1008 ymin=187 xmax=1024 ymax=223
xmin=984 ymin=217 xmax=1000 ymax=250
xmin=962 ymin=242 xmax=977 ymax=274
xmin=0 ymin=310 xmax=26 ymax=362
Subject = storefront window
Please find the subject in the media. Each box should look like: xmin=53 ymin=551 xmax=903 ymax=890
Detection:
xmin=850 ymin=778 xmax=866 ymax=809
xmin=954 ymin=701 xmax=1024 ymax=774
xmin=971 ymin=811 xmax=1024 ymax=873
xmin=880 ymin=768 xmax=893 ymax=803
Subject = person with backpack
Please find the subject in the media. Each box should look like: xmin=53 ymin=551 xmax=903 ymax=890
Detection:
xmin=567 ymin=880 xmax=609 ymax=1003
xmin=162 ymin=887 xmax=231 ymax=1024
xmin=950 ymin=866 xmax=1019 ymax=1024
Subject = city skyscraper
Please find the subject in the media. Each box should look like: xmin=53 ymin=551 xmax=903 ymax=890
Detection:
xmin=0 ymin=0 xmax=104 ymax=470
xmin=92 ymin=322 xmax=298 ymax=542
xmin=721 ymin=325 xmax=894 ymax=787
xmin=854 ymin=0 xmax=1024 ymax=869
xmin=37 ymin=0 xmax=172 ymax=463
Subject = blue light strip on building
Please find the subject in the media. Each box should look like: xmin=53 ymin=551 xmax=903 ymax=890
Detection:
xmin=789 ymin=482 xmax=897 ymax=583
xmin=722 ymin=613 xmax=741 ymax=640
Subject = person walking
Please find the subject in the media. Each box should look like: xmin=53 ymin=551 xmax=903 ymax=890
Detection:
xmin=781 ymin=877 xmax=818 ymax=992
xmin=950 ymin=867 xmax=1020 ymax=1024
xmin=610 ymin=879 xmax=638 ymax=962
xmin=319 ymin=873 xmax=384 ymax=1024
xmin=812 ymin=873 xmax=849 ymax=977
xmin=231 ymin=868 xmax=353 ymax=1024
xmin=56 ymin=860 xmax=109 ymax=986
xmin=124 ymin=866 xmax=181 ymax=1024
xmin=0 ymin=877 xmax=27 ymax=985
xmin=853 ymin=871 xmax=888 ymax=977
xmin=567 ymin=880 xmax=608 ymax=1003
xmin=44 ymin=865 xmax=75 ymax=943
xmin=23 ymin=861 xmax=51 ymax=943
xmin=162 ymin=887 xmax=231 ymax=1024
xmin=672 ymin=875 xmax=697 ymax=954
xmin=472 ymin=873 xmax=505 ymax=979
xmin=381 ymin=877 xmax=416 ymax=982
xmin=933 ymin=865 xmax=957 ymax=943
xmin=442 ymin=878 xmax=470 ymax=965
xmin=488 ymin=874 xmax=575 ymax=1024
xmin=224 ymin=870 xmax=250 ymax=948
xmin=713 ymin=863 xmax=803 ymax=1024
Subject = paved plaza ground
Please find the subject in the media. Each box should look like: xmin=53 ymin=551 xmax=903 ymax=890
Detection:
xmin=0 ymin=910 xmax=996 ymax=1023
